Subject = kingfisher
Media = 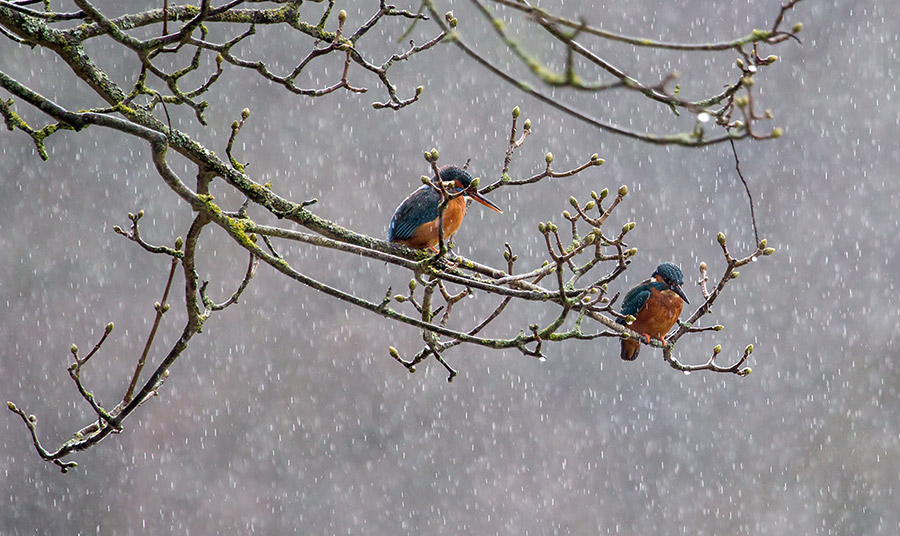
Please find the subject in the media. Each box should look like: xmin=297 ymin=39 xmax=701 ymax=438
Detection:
xmin=616 ymin=262 xmax=690 ymax=361
xmin=388 ymin=165 xmax=503 ymax=251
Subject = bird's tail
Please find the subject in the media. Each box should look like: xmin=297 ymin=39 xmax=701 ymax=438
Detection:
xmin=620 ymin=339 xmax=640 ymax=361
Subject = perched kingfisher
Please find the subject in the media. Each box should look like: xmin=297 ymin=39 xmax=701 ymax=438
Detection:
xmin=616 ymin=262 xmax=690 ymax=361
xmin=388 ymin=165 xmax=503 ymax=251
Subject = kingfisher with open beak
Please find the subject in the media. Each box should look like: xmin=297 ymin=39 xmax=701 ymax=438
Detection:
xmin=388 ymin=165 xmax=503 ymax=251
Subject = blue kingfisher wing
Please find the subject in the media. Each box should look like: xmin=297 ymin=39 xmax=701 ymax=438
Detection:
xmin=388 ymin=185 xmax=441 ymax=241
xmin=617 ymin=281 xmax=652 ymax=325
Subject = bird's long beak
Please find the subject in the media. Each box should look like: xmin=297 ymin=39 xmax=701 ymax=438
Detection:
xmin=468 ymin=191 xmax=503 ymax=213
xmin=673 ymin=284 xmax=689 ymax=304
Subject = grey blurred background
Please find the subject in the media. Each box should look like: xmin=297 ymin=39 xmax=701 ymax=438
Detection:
xmin=2 ymin=0 xmax=898 ymax=534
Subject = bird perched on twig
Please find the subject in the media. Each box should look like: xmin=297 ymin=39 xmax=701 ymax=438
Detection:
xmin=617 ymin=262 xmax=689 ymax=361
xmin=388 ymin=165 xmax=502 ymax=251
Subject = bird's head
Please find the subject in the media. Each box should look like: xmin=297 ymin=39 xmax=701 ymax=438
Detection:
xmin=439 ymin=166 xmax=502 ymax=213
xmin=652 ymin=262 xmax=689 ymax=304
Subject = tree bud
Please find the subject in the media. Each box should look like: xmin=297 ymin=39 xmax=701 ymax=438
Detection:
xmin=512 ymin=106 xmax=520 ymax=118
xmin=545 ymin=152 xmax=553 ymax=164
xmin=717 ymin=232 xmax=726 ymax=245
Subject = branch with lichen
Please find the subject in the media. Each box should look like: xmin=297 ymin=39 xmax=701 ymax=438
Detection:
xmin=1 ymin=0 xmax=791 ymax=470
xmin=418 ymin=0 xmax=802 ymax=146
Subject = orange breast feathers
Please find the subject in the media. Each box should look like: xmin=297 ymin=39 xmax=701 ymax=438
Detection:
xmin=628 ymin=287 xmax=685 ymax=339
xmin=401 ymin=196 xmax=468 ymax=250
